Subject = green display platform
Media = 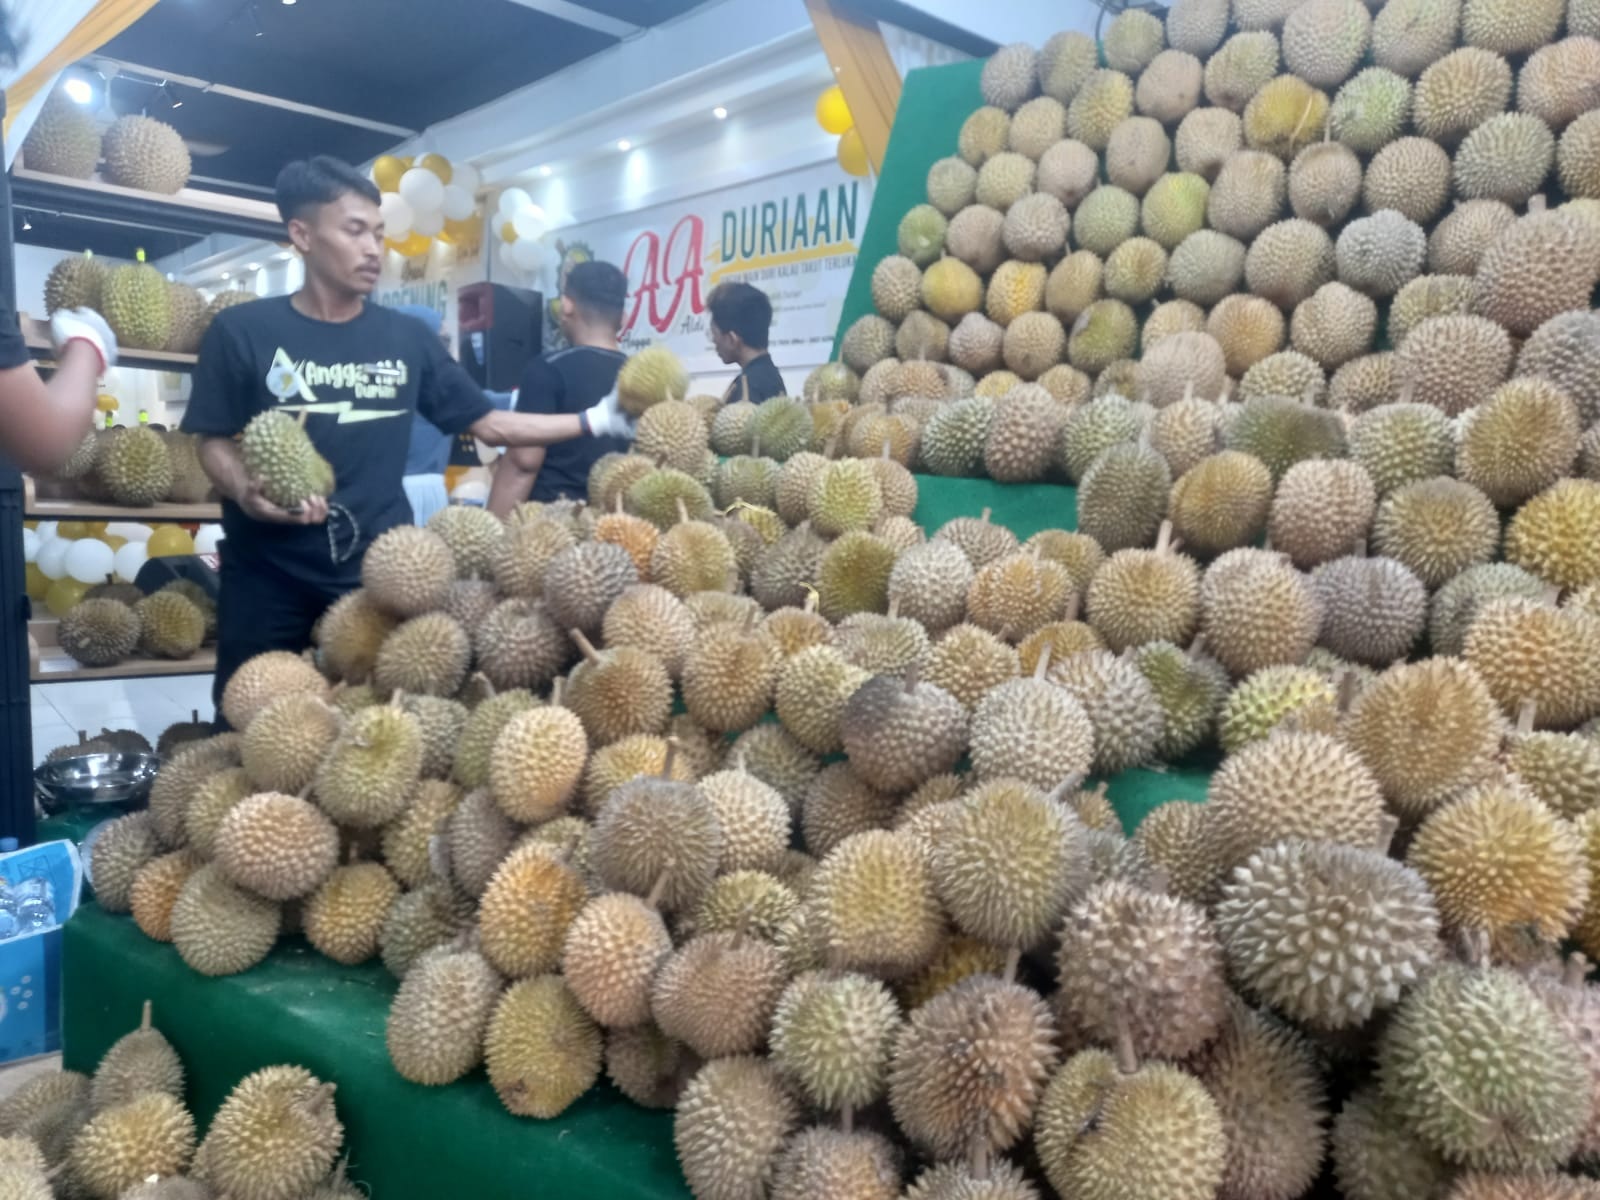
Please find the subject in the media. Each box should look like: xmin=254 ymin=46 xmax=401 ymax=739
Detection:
xmin=63 ymin=905 xmax=689 ymax=1200
xmin=910 ymin=472 xmax=1077 ymax=544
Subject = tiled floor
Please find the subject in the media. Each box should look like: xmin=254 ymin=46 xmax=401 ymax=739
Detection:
xmin=31 ymin=676 xmax=214 ymax=765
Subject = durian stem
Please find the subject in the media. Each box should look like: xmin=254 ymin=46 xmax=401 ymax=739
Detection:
xmin=347 ymin=842 xmax=362 ymax=865
xmin=389 ymin=689 xmax=407 ymax=710
xmin=968 ymin=1135 xmax=991 ymax=1182
xmin=645 ymin=865 xmax=672 ymax=910
xmin=1516 ymin=698 xmax=1538 ymax=735
xmin=1182 ymin=380 xmax=1194 ymax=404
xmin=1033 ymin=645 xmax=1054 ymax=681
xmin=1002 ymin=946 xmax=1021 ymax=985
xmin=902 ymin=665 xmax=921 ymax=694
xmin=1374 ymin=814 xmax=1399 ymax=854
xmin=1335 ymin=669 xmax=1359 ymax=714
xmin=1113 ymin=1013 xmax=1139 ymax=1075
xmin=752 ymin=436 xmax=762 ymax=458
xmin=661 ymin=737 xmax=680 ymax=779
xmin=887 ymin=598 xmax=900 ymax=620
xmin=139 ymin=999 xmax=152 ymax=1032
xmin=1064 ymin=591 xmax=1081 ymax=622
xmin=1565 ymin=953 xmax=1591 ymax=988
xmin=979 ymin=507 xmax=992 ymax=525
xmin=1528 ymin=194 xmax=1547 ymax=215
xmin=675 ymin=498 xmax=690 ymax=526
xmin=1541 ymin=585 xmax=1562 ymax=608
xmin=1044 ymin=772 xmax=1086 ymax=806
xmin=840 ymin=1104 xmax=854 ymax=1134
xmin=802 ymin=586 xmax=820 ymax=615
xmin=881 ymin=438 xmax=892 ymax=461
xmin=1187 ymin=635 xmax=1206 ymax=660
xmin=297 ymin=410 xmax=310 ymax=430
xmin=1458 ymin=925 xmax=1491 ymax=968
xmin=571 ymin=629 xmax=603 ymax=666
xmin=550 ymin=677 xmax=566 ymax=708
xmin=1155 ymin=520 xmax=1173 ymax=555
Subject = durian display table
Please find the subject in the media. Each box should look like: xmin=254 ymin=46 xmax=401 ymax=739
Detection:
xmin=21 ymin=474 xmax=222 ymax=523
xmin=62 ymin=905 xmax=692 ymax=1200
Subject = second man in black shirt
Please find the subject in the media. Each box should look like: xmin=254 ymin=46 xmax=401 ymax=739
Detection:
xmin=709 ymin=281 xmax=787 ymax=404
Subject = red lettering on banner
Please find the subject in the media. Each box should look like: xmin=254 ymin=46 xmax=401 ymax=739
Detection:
xmin=621 ymin=216 xmax=706 ymax=335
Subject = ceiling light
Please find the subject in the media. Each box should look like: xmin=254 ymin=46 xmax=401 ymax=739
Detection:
xmin=20 ymin=215 xmax=31 ymax=231
xmin=713 ymin=106 xmax=728 ymax=120
xmin=617 ymin=139 xmax=632 ymax=152
xmin=540 ymin=165 xmax=552 ymax=177
xmin=159 ymin=81 xmax=182 ymax=109
xmin=63 ymin=78 xmax=92 ymax=105
xmin=247 ymin=263 xmax=261 ymax=271
xmin=221 ymin=272 xmax=231 ymax=280
xmin=249 ymin=3 xmax=265 ymax=36
xmin=282 ymin=0 xmax=297 ymax=5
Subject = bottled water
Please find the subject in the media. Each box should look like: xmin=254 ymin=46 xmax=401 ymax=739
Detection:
xmin=0 ymin=839 xmax=59 ymax=940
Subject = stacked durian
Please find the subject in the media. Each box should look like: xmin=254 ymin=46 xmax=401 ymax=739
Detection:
xmin=110 ymin=341 xmax=1600 ymax=1199
xmin=813 ymin=4 xmax=1600 ymax=499
xmin=55 ymin=575 xmax=216 ymax=669
xmin=23 ymin=82 xmax=191 ymax=193
xmin=0 ymin=1000 xmax=353 ymax=1198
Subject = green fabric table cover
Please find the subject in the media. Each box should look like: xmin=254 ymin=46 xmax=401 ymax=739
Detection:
xmin=910 ymin=473 xmax=1078 ymax=544
xmin=63 ymin=905 xmax=689 ymax=1200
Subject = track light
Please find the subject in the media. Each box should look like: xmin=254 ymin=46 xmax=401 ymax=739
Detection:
xmin=160 ymin=81 xmax=182 ymax=109
xmin=20 ymin=214 xmax=31 ymax=232
xmin=249 ymin=4 xmax=265 ymax=37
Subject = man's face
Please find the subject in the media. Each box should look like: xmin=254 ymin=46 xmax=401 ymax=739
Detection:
xmin=709 ymin=320 xmax=738 ymax=365
xmin=289 ymin=191 xmax=384 ymax=296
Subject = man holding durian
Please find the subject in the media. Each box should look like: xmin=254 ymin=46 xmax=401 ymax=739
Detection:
xmin=182 ymin=155 xmax=636 ymax=716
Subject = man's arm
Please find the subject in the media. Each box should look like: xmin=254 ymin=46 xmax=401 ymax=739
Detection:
xmin=0 ymin=343 xmax=101 ymax=474
xmin=197 ymin=435 xmax=328 ymax=526
xmin=486 ymin=445 xmax=545 ymax=518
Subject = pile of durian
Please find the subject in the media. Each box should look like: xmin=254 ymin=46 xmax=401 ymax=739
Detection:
xmin=22 ymin=85 xmax=192 ymax=195
xmin=0 ymin=1001 xmax=353 ymax=1198
xmin=85 ymin=401 xmax=1600 ymax=1197
xmin=770 ymin=0 xmax=1600 ymax=491
xmin=40 ymin=250 xmax=256 ymax=358
xmin=52 ymin=570 xmax=217 ymax=670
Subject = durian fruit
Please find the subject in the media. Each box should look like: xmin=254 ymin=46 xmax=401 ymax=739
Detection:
xmin=1389 ymin=274 xmax=1475 ymax=347
xmin=806 ymin=830 xmax=943 ymax=977
xmin=0 ymin=1070 xmax=89 ymax=1172
xmin=616 ymin=345 xmax=688 ymax=416
xmin=1509 ymin=729 xmax=1600 ymax=819
xmin=1076 ymin=443 xmax=1173 ymax=554
xmin=237 ymin=409 xmax=336 ymax=514
xmin=1067 ymin=70 xmax=1137 ymax=151
xmin=1281 ymin=0 xmax=1372 ymax=86
xmin=1311 ymin=553 xmax=1427 ymax=666
xmin=680 ymin=619 xmax=779 ymax=732
xmin=1461 ymin=0 xmax=1563 ymax=51
xmin=1507 ymin=479 xmax=1600 ymax=591
xmin=23 ymin=88 xmax=101 ymax=178
xmin=97 ymin=426 xmax=174 ymax=508
xmin=560 ymin=891 xmax=672 ymax=1029
xmin=1351 ymin=402 xmax=1456 ymax=496
xmin=1408 ymin=779 xmax=1589 ymax=955
xmin=1243 ymin=75 xmax=1331 ymax=160
xmin=815 ymin=531 xmax=897 ymax=622
xmin=1370 ymin=0 xmax=1461 ymax=75
xmin=986 ymin=259 xmax=1047 ymax=327
xmin=1205 ymin=30 xmax=1283 ymax=112
xmin=44 ymin=251 xmax=107 ymax=317
xmin=90 ymin=811 xmax=158 ymax=916
xmin=1207 ymin=729 xmax=1385 ymax=869
xmin=542 ymin=541 xmax=639 ymax=638
xmin=90 ymin=1001 xmax=183 ymax=1115
xmin=1370 ymin=477 xmax=1499 ymax=587
xmin=1071 ymin=185 xmax=1140 ymax=257
xmin=1003 ymin=194 xmax=1070 ymax=263
xmin=674 ymin=1057 xmax=799 ymax=1200
xmin=1245 ymin=218 xmax=1337 ymax=309
xmin=1104 ymin=9 xmax=1166 ymax=74
xmin=1106 ymin=116 xmax=1173 ymax=195
xmin=1135 ymin=641 xmax=1230 ymax=760
xmin=302 ymin=859 xmax=398 ymax=966
xmin=1169 ymin=452 xmax=1274 ymax=558
xmin=102 ymin=115 xmax=191 ymax=193
xmin=134 ymin=591 xmax=204 ymax=660
xmin=651 ymin=929 xmax=786 ymax=1059
xmin=1036 ymin=139 xmax=1100 ymax=210
xmin=486 ymin=688 xmax=588 ymax=823
xmin=1048 ymin=650 xmax=1166 ymax=774
xmin=1330 ymin=69 xmax=1413 ymax=154
xmin=1333 ymin=209 xmax=1426 ymax=299
xmin=1269 ymin=459 xmax=1376 ymax=570
xmin=373 ymin=611 xmax=471 ymax=698
xmin=840 ymin=671 xmax=967 ymax=793
xmin=1218 ymin=665 xmax=1338 ymax=751
xmin=1084 ymin=524 xmax=1198 ymax=651
xmin=58 ymin=598 xmax=139 ymax=668
xmin=1175 ymin=106 xmax=1244 ymax=180
xmin=1429 ymin=203 xmax=1517 ymax=281
xmin=1559 ymin=110 xmax=1600 ymax=200
xmin=888 ymin=976 xmax=1059 ymax=1160
xmin=130 ymin=851 xmax=200 ymax=942
xmin=490 ymin=514 xmax=576 ymax=598
xmin=169 ymin=862 xmax=280 ymax=977
xmin=1136 ymin=49 xmax=1204 ymax=125
xmin=1378 ymin=963 xmax=1586 ymax=1170
xmin=1472 ymin=203 xmax=1600 ymax=338
xmin=314 ymin=701 xmax=423 ymax=829
xmin=1394 ymin=313 xmax=1512 ymax=415
xmin=1035 ymin=1050 xmax=1225 ymax=1200
xmin=385 ymin=943 xmax=500 ymax=1085
xmin=378 ymin=880 xmax=472 ymax=979
xmin=1453 ymin=113 xmax=1558 ymax=206
xmin=213 ymin=791 xmax=338 ymax=902
xmin=1411 ymin=48 xmax=1513 ymax=150
xmin=1058 ymin=393 xmax=1145 ymax=484
xmin=591 ymin=764 xmax=720 ymax=913
xmin=1141 ymin=171 xmax=1210 ymax=249
xmin=1518 ymin=311 xmax=1600 ymax=426
xmin=1217 ymin=842 xmax=1438 ymax=1030
xmin=1044 ymin=250 xmax=1104 ymax=324
xmin=603 ymin=1024 xmax=692 ymax=1112
xmin=1365 ymin=140 xmax=1453 ymax=226
xmin=966 ymin=550 xmax=1072 ymax=639
xmin=361 ymin=525 xmax=454 ymax=619
xmin=475 ymin=841 xmax=587 ymax=979
xmin=1208 ymin=293 xmax=1286 ymax=375
xmin=960 ymin=106 xmax=1013 ymax=167
xmin=1166 ymin=230 xmax=1248 ymax=306
xmin=1289 ymin=281 xmax=1375 ymax=369
xmin=483 ymin=975 xmax=602 ymax=1119
xmin=67 ymin=1092 xmax=195 ymax=1200
xmin=1333 ymin=1086 xmax=1454 ymax=1200
xmin=1466 ymin=593 xmax=1600 ymax=728
xmin=981 ymin=386 xmax=1064 ymax=484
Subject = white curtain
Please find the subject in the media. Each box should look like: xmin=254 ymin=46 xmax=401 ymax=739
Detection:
xmin=4 ymin=0 xmax=123 ymax=165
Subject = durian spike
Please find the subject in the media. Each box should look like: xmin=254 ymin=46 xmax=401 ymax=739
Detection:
xmin=1155 ymin=520 xmax=1173 ymax=555
xmin=1113 ymin=1012 xmax=1140 ymax=1075
xmin=1565 ymin=952 xmax=1591 ymax=988
xmin=661 ymin=737 xmax=680 ymax=779
xmin=1374 ymin=813 xmax=1399 ymax=855
xmin=1002 ymin=946 xmax=1022 ymax=986
xmin=570 ymin=629 xmax=603 ymax=666
xmin=1032 ymin=645 xmax=1054 ymax=681
xmin=1516 ymin=698 xmax=1538 ymax=735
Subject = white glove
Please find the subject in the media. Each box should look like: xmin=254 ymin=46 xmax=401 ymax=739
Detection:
xmin=581 ymin=388 xmax=637 ymax=440
xmin=50 ymin=308 xmax=118 ymax=371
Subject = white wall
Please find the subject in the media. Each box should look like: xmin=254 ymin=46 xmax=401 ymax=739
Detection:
xmin=886 ymin=0 xmax=1101 ymax=44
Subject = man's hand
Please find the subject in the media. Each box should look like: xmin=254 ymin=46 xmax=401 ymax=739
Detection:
xmin=237 ymin=478 xmax=329 ymax=525
xmin=50 ymin=309 xmax=118 ymax=371
xmin=582 ymin=388 xmax=638 ymax=440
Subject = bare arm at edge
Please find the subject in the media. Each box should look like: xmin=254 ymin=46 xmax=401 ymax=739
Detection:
xmin=0 ymin=342 xmax=101 ymax=474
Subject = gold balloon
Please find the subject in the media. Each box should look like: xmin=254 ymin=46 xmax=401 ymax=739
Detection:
xmin=96 ymin=393 xmax=118 ymax=412
xmin=816 ymin=85 xmax=854 ymax=135
xmin=397 ymin=232 xmax=433 ymax=258
xmin=44 ymin=577 xmax=90 ymax=618
xmin=24 ymin=563 xmax=48 ymax=602
xmin=58 ymin=521 xmax=91 ymax=539
xmin=373 ymin=155 xmax=407 ymax=193
xmin=419 ymin=153 xmax=453 ymax=183
xmin=837 ymin=127 xmax=871 ymax=178
xmin=501 ymin=220 xmax=518 ymax=244
xmin=104 ymin=536 xmax=127 ymax=551
xmin=147 ymin=526 xmax=195 ymax=558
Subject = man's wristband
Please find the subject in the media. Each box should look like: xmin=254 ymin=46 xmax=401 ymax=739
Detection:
xmin=579 ymin=410 xmax=593 ymax=437
xmin=62 ymin=336 xmax=107 ymax=374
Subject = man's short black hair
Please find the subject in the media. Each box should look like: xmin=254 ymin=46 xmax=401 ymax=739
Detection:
xmin=274 ymin=156 xmax=381 ymax=224
xmin=707 ymin=282 xmax=773 ymax=350
xmin=564 ymin=260 xmax=628 ymax=322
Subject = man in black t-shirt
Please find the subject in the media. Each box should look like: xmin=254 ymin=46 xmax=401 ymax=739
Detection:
xmin=183 ymin=156 xmax=635 ymax=717
xmin=488 ymin=261 xmax=631 ymax=515
xmin=708 ymin=281 xmax=787 ymax=404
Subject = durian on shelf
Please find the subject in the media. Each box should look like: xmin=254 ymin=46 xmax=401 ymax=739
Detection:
xmin=97 ymin=10 xmax=1600 ymax=1196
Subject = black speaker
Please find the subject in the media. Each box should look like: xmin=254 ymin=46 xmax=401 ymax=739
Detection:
xmin=458 ymin=282 xmax=543 ymax=392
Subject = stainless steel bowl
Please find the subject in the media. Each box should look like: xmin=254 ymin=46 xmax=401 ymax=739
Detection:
xmin=34 ymin=753 xmax=160 ymax=815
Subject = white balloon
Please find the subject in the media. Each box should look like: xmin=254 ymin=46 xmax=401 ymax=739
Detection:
xmin=400 ymin=167 xmax=446 ymax=214
xmin=113 ymin=541 xmax=148 ymax=585
xmin=441 ymin=184 xmax=475 ymax=222
xmin=194 ymin=525 xmax=224 ymax=555
xmin=497 ymin=241 xmax=519 ymax=272
xmin=380 ymin=192 xmax=415 ymax=239
xmin=65 ymin=539 xmax=115 ymax=586
xmin=36 ymin=538 xmax=72 ymax=581
xmin=21 ymin=529 xmax=39 ymax=563
xmin=34 ymin=521 xmax=58 ymax=541
xmin=451 ymin=163 xmax=482 ymax=196
xmin=412 ymin=208 xmax=445 ymax=238
xmin=104 ymin=522 xmax=153 ymax=543
xmin=510 ymin=238 xmax=544 ymax=272
xmin=498 ymin=187 xmax=532 ymax=218
xmin=511 ymin=205 xmax=547 ymax=241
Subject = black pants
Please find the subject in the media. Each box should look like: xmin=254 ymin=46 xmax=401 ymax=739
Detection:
xmin=212 ymin=548 xmax=352 ymax=726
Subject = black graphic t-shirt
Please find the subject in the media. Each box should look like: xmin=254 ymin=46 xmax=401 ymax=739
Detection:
xmin=514 ymin=344 xmax=628 ymax=502
xmin=182 ymin=297 xmax=492 ymax=585
xmin=722 ymin=352 xmax=788 ymax=405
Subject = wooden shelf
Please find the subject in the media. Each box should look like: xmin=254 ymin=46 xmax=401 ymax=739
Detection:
xmin=23 ymin=476 xmax=221 ymax=523
xmin=10 ymin=166 xmax=285 ymax=243
xmin=22 ymin=315 xmax=198 ymax=374
xmin=29 ymin=619 xmax=214 ymax=683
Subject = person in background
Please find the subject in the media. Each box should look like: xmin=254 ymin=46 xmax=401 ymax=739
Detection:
xmin=391 ymin=304 xmax=453 ymax=528
xmin=182 ymin=156 xmax=634 ymax=719
xmin=708 ymin=280 xmax=787 ymax=404
xmin=487 ymin=260 xmax=630 ymax=516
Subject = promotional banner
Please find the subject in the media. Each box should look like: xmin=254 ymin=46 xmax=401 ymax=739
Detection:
xmin=548 ymin=161 xmax=874 ymax=378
